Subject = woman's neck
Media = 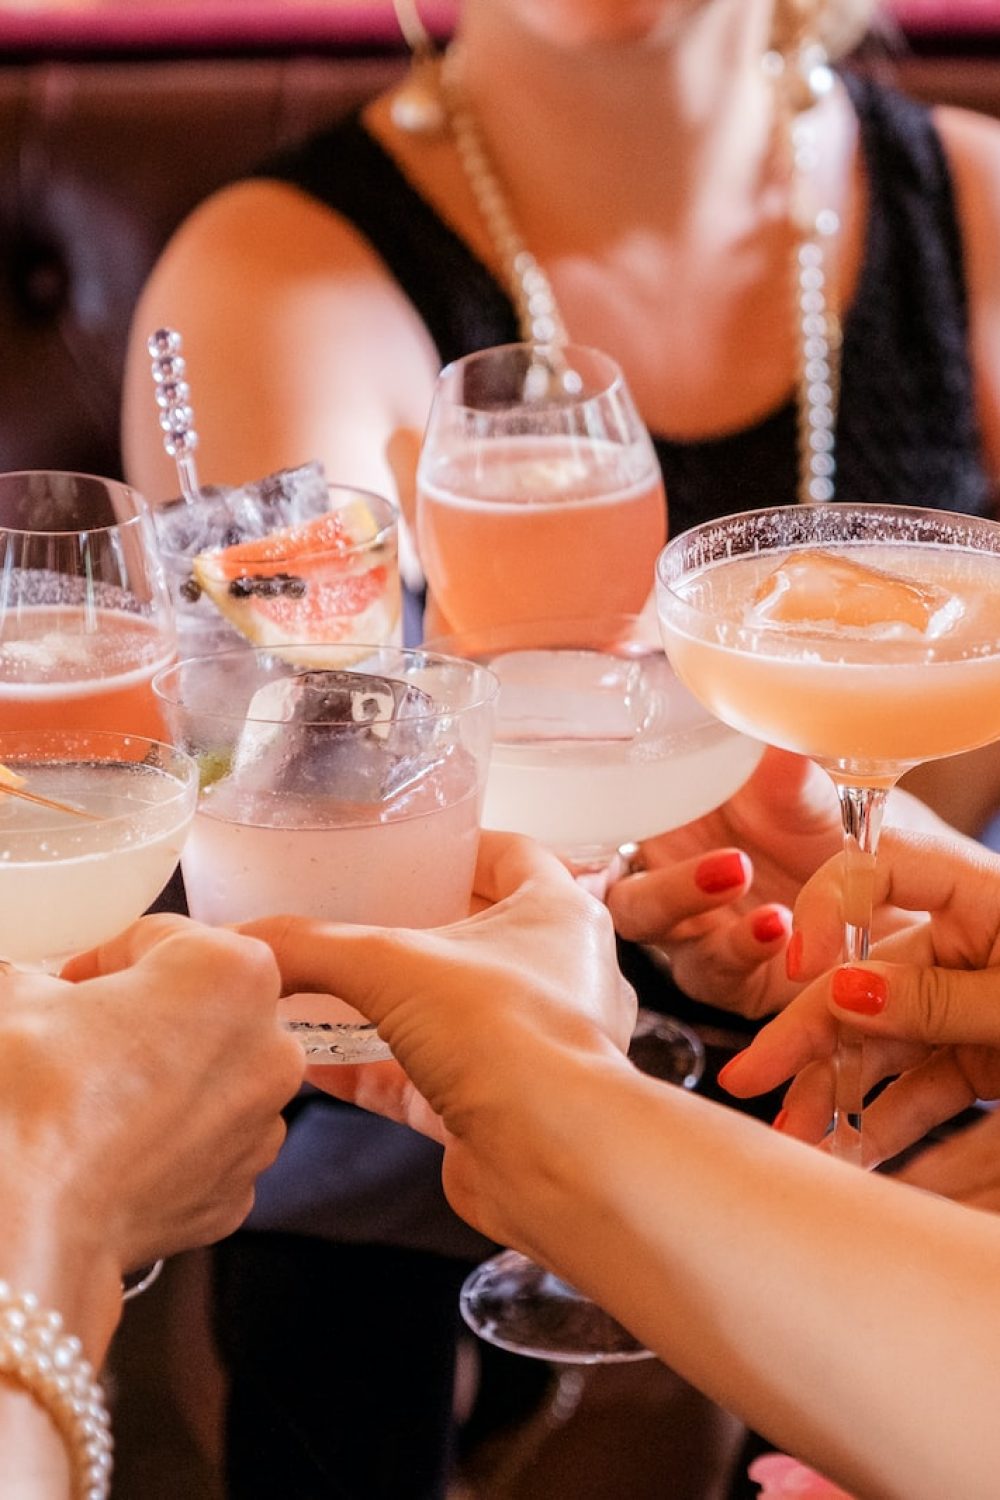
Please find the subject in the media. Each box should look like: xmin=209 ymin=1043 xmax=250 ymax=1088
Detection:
xmin=454 ymin=0 xmax=778 ymax=236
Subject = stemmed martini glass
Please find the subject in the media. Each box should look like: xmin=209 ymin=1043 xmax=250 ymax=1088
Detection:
xmin=656 ymin=503 xmax=1000 ymax=1162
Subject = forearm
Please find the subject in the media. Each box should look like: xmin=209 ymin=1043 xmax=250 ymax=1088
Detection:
xmin=491 ymin=1054 xmax=1000 ymax=1500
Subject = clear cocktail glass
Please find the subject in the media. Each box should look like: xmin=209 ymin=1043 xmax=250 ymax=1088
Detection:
xmin=154 ymin=644 xmax=498 ymax=1063
xmin=0 ymin=471 xmax=176 ymax=738
xmin=428 ymin=614 xmax=765 ymax=1362
xmin=656 ymin=503 xmax=1000 ymax=1162
xmin=0 ymin=728 xmax=197 ymax=972
xmin=416 ymin=343 xmax=666 ymax=632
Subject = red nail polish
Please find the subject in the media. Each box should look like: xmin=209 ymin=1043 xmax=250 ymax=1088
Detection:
xmin=695 ymin=851 xmax=746 ymax=894
xmin=772 ymin=1107 xmax=789 ymax=1132
xmin=785 ymin=930 xmax=803 ymax=982
xmin=716 ymin=1048 xmax=747 ymax=1089
xmin=832 ymin=966 xmax=887 ymax=1015
xmin=752 ymin=909 xmax=786 ymax=945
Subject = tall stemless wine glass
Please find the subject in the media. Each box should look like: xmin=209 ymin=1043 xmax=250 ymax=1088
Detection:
xmin=0 ymin=471 xmax=176 ymax=738
xmin=429 ymin=614 xmax=765 ymax=1363
xmin=656 ymin=504 xmax=1000 ymax=1162
xmin=415 ymin=343 xmax=666 ymax=631
xmin=154 ymin=644 xmax=498 ymax=1064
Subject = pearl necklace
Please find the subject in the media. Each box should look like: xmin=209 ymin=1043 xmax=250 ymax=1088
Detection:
xmin=420 ymin=43 xmax=842 ymax=506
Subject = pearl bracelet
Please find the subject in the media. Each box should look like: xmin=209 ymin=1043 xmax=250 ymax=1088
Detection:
xmin=0 ymin=1280 xmax=113 ymax=1500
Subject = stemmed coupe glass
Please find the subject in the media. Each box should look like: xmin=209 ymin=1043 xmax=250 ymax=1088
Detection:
xmin=415 ymin=342 xmax=666 ymax=632
xmin=0 ymin=471 xmax=176 ymax=738
xmin=656 ymin=503 xmax=1000 ymax=1162
xmin=429 ymin=614 xmax=765 ymax=1363
xmin=0 ymin=728 xmax=198 ymax=973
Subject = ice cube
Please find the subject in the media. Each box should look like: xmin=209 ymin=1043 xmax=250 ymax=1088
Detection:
xmin=231 ymin=669 xmax=439 ymax=802
xmin=491 ymin=649 xmax=650 ymax=742
xmin=153 ymin=461 xmax=329 ymax=558
xmin=749 ymin=549 xmax=965 ymax=640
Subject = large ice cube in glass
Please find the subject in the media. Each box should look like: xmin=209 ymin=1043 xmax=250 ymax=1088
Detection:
xmin=232 ymin=669 xmax=439 ymax=801
xmin=749 ymin=548 xmax=964 ymax=640
xmin=153 ymin=461 xmax=330 ymax=559
xmin=491 ymin=649 xmax=650 ymax=742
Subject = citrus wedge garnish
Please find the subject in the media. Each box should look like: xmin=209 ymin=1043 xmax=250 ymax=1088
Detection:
xmin=0 ymin=762 xmax=27 ymax=790
xmin=191 ymin=504 xmax=399 ymax=666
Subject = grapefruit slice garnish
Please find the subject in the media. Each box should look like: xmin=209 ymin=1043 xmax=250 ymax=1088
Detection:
xmin=191 ymin=502 xmax=400 ymax=666
xmin=0 ymin=762 xmax=26 ymax=790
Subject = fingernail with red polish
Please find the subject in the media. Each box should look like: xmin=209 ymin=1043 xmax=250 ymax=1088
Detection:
xmin=716 ymin=1049 xmax=747 ymax=1090
xmin=752 ymin=909 xmax=786 ymax=945
xmin=785 ymin=929 xmax=803 ymax=982
xmin=695 ymin=851 xmax=746 ymax=894
xmin=832 ymin=966 xmax=887 ymax=1015
xmin=772 ymin=1107 xmax=789 ymax=1132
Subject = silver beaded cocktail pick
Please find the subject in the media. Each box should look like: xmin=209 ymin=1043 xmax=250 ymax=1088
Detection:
xmin=147 ymin=327 xmax=201 ymax=504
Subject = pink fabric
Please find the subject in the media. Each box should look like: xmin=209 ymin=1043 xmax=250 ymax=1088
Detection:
xmin=748 ymin=1453 xmax=856 ymax=1499
xmin=890 ymin=0 xmax=1000 ymax=33
xmin=0 ymin=3 xmax=456 ymax=54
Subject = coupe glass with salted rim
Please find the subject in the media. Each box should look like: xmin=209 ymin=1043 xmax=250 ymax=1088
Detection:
xmin=154 ymin=644 xmax=498 ymax=1064
xmin=428 ymin=614 xmax=766 ymax=1362
xmin=656 ymin=503 xmax=1000 ymax=1162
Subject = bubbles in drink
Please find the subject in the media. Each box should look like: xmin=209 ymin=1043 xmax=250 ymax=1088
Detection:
xmin=749 ymin=549 xmax=965 ymax=640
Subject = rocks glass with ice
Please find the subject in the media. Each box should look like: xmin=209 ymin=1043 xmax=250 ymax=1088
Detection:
xmin=152 ymin=464 xmax=401 ymax=660
xmin=154 ymin=645 xmax=497 ymax=1063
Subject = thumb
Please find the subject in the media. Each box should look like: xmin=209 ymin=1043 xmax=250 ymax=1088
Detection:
xmin=830 ymin=962 xmax=1000 ymax=1048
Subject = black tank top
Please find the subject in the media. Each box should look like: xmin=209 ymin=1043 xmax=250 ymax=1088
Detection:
xmin=257 ymin=70 xmax=996 ymax=535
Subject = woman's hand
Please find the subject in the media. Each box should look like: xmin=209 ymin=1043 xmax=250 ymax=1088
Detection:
xmin=33 ymin=917 xmax=307 ymax=1275
xmin=718 ymin=829 xmax=1000 ymax=1166
xmin=606 ymin=747 xmax=953 ymax=1019
xmin=240 ymin=831 xmax=635 ymax=1243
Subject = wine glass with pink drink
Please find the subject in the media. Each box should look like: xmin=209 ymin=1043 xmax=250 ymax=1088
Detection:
xmin=415 ymin=342 xmax=666 ymax=632
xmin=656 ymin=503 xmax=1000 ymax=1163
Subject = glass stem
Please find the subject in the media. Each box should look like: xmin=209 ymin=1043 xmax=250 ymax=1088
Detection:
xmin=830 ymin=781 xmax=890 ymax=1166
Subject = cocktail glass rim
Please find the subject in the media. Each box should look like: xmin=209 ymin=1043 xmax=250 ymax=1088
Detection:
xmin=0 ymin=469 xmax=153 ymax=539
xmin=152 ymin=643 xmax=500 ymax=728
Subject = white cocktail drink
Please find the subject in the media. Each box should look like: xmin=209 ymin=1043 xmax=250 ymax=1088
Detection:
xmin=658 ymin=541 xmax=1000 ymax=785
xmin=0 ymin=748 xmax=197 ymax=969
xmin=417 ymin=435 xmax=665 ymax=632
xmin=481 ymin=648 xmax=762 ymax=866
xmin=155 ymin=644 xmax=498 ymax=1062
xmin=183 ymin=754 xmax=480 ymax=930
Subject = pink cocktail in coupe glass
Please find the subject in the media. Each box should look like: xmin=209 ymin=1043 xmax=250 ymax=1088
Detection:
xmin=155 ymin=644 xmax=497 ymax=1064
xmin=656 ymin=503 xmax=1000 ymax=1160
xmin=415 ymin=343 xmax=666 ymax=633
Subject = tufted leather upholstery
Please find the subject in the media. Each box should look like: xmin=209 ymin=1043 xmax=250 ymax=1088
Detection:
xmin=0 ymin=53 xmax=403 ymax=481
xmin=0 ymin=35 xmax=995 ymax=486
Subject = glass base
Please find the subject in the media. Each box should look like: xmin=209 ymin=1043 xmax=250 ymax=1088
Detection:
xmin=460 ymin=1250 xmax=654 ymax=1364
xmin=284 ymin=1019 xmax=392 ymax=1065
xmin=628 ymin=1009 xmax=705 ymax=1090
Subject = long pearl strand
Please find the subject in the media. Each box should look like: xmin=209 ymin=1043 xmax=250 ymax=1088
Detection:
xmin=407 ymin=39 xmax=842 ymax=507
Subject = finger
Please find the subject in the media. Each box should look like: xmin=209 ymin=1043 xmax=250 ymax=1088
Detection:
xmin=60 ymin=912 xmax=198 ymax=980
xmin=895 ymin=1108 xmax=1000 ymax=1203
xmin=607 ymin=848 xmax=751 ymax=945
xmin=827 ymin=961 xmax=1000 ymax=1049
xmin=470 ymin=830 xmax=575 ymax=909
xmin=385 ymin=426 xmax=422 ymax=533
xmin=855 ymin=1049 xmax=982 ymax=1168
